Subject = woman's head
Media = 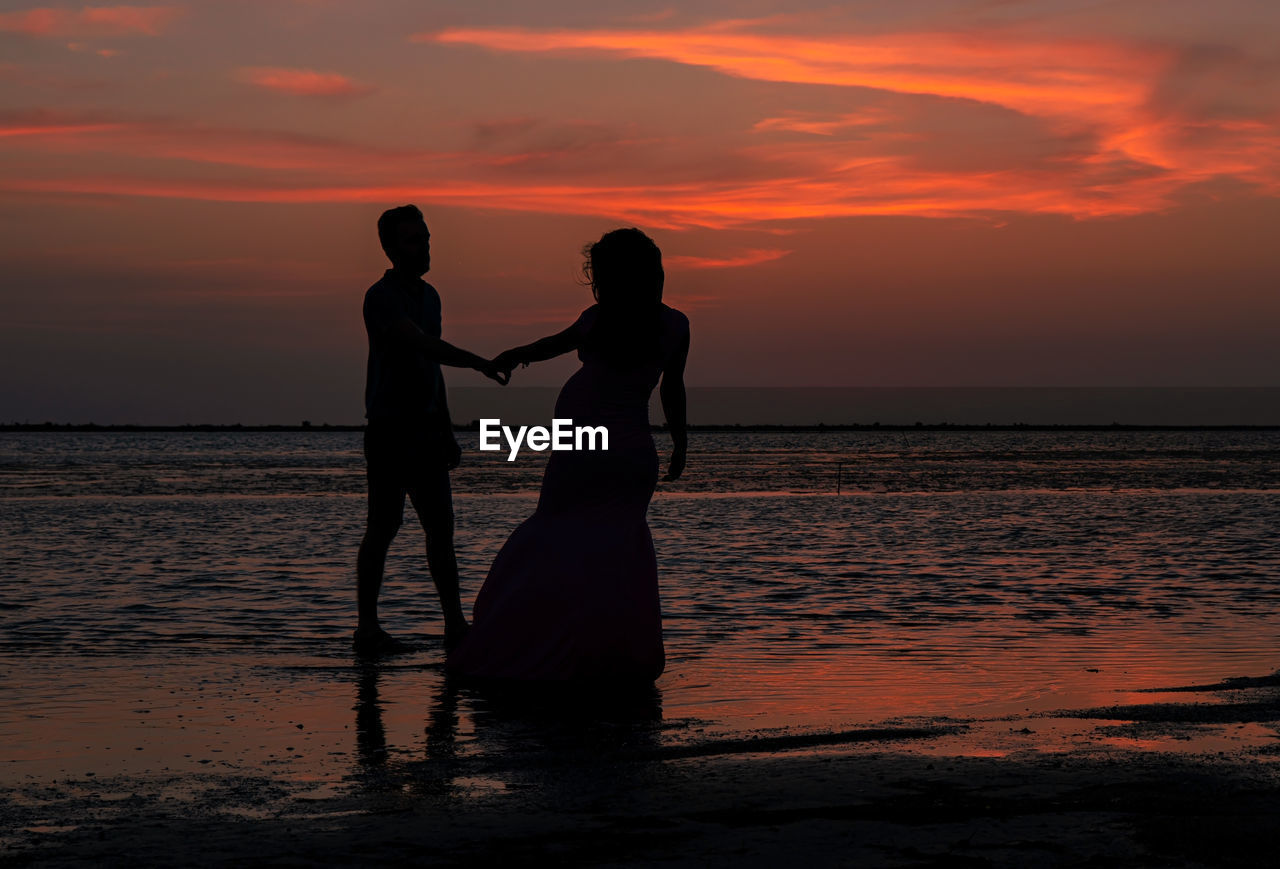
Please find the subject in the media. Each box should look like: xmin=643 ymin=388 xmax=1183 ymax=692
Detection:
xmin=579 ymin=228 xmax=665 ymax=365
xmin=582 ymin=228 xmax=664 ymax=308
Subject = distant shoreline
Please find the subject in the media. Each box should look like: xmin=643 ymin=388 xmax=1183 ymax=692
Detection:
xmin=3 ymin=422 xmax=1277 ymax=433
xmin=13 ymin=388 xmax=1278 ymax=428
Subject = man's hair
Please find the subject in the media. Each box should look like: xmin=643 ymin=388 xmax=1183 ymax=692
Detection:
xmin=377 ymin=204 xmax=425 ymax=259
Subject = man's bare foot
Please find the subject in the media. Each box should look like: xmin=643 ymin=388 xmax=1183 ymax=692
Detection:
xmin=353 ymin=627 xmax=414 ymax=658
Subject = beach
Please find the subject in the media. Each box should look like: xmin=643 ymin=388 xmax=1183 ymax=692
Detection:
xmin=4 ymin=671 xmax=1279 ymax=866
xmin=3 ymin=429 xmax=1278 ymax=865
xmin=6 ymin=0 xmax=1279 ymax=859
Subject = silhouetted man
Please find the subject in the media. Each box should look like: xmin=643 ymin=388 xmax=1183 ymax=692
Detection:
xmin=355 ymin=204 xmax=506 ymax=656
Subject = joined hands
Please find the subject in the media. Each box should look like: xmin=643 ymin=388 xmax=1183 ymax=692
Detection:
xmin=493 ymin=348 xmax=527 ymax=377
xmin=484 ymin=348 xmax=528 ymax=385
xmin=480 ymin=359 xmax=510 ymax=386
xmin=477 ymin=347 xmax=529 ymax=385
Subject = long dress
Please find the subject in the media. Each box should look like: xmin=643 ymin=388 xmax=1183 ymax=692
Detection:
xmin=446 ymin=303 xmax=689 ymax=683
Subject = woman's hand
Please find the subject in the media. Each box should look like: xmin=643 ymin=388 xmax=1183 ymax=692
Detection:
xmin=493 ymin=348 xmax=527 ymax=377
xmin=479 ymin=359 xmax=510 ymax=385
xmin=662 ymin=447 xmax=686 ymax=482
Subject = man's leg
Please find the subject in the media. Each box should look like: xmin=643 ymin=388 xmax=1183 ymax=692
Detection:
xmin=356 ymin=423 xmax=410 ymax=653
xmin=408 ymin=465 xmax=469 ymax=650
xmin=356 ymin=522 xmax=397 ymax=634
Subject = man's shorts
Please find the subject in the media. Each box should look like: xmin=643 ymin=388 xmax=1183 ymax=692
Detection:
xmin=363 ymin=418 xmax=454 ymax=533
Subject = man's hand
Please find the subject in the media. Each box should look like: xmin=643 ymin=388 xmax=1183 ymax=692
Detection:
xmin=493 ymin=348 xmax=527 ymax=377
xmin=479 ymin=359 xmax=510 ymax=386
xmin=446 ymin=437 xmax=462 ymax=471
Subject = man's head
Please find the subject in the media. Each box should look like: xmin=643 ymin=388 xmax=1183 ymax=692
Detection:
xmin=377 ymin=204 xmax=430 ymax=275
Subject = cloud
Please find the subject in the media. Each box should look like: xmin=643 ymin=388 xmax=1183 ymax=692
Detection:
xmin=666 ymin=248 xmax=792 ymax=269
xmin=0 ymin=166 xmax=1162 ymax=228
xmin=236 ymin=67 xmax=375 ymax=98
xmin=0 ymin=114 xmax=124 ymax=137
xmin=419 ymin=21 xmax=1280 ymax=217
xmin=0 ymin=109 xmax=678 ymax=179
xmin=0 ymin=5 xmax=180 ymax=37
xmin=753 ymin=108 xmax=901 ymax=136
xmin=4 ymin=26 xmax=1277 ymax=234
xmin=0 ymin=111 xmax=415 ymax=169
xmin=424 ymin=24 xmax=1159 ymax=122
xmin=65 ymin=41 xmax=123 ymax=56
xmin=0 ymin=110 xmax=1202 ymax=226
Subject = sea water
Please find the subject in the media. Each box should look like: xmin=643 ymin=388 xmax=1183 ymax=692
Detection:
xmin=2 ymin=430 xmax=1278 ymax=790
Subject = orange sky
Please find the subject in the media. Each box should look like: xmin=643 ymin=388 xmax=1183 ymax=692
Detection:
xmin=1 ymin=2 xmax=1278 ymax=422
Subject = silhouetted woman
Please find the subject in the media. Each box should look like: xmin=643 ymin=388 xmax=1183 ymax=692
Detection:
xmin=447 ymin=228 xmax=689 ymax=683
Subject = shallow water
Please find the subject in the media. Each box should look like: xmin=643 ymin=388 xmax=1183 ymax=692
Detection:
xmin=2 ymin=431 xmax=1279 ymax=790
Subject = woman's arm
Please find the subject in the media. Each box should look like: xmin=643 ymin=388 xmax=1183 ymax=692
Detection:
xmin=494 ymin=322 xmax=582 ymax=372
xmin=659 ymin=327 xmax=689 ymax=482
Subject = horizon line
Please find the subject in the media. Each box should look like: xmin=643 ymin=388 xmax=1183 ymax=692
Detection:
xmin=4 ymin=422 xmax=1278 ymax=434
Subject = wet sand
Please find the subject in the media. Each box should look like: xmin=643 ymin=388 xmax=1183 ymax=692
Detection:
xmin=4 ymin=432 xmax=1278 ymax=864
xmin=4 ymin=671 xmax=1278 ymax=867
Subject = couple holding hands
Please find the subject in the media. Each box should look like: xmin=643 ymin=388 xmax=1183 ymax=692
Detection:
xmin=356 ymin=204 xmax=689 ymax=686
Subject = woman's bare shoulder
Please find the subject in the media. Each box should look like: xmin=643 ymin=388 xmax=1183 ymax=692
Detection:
xmin=660 ymin=304 xmax=690 ymax=330
xmin=571 ymin=304 xmax=601 ymax=331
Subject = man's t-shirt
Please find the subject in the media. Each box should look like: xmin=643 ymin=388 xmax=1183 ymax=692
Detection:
xmin=363 ymin=269 xmax=445 ymax=422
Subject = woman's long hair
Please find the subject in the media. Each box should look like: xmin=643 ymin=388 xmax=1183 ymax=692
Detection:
xmin=579 ymin=228 xmax=664 ymax=366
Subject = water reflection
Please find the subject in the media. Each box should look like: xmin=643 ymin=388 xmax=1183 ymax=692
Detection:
xmin=354 ymin=663 xmax=388 ymax=769
xmin=352 ymin=661 xmax=664 ymax=798
xmin=352 ymin=662 xmax=461 ymax=796
xmin=6 ymin=430 xmax=1280 ymax=794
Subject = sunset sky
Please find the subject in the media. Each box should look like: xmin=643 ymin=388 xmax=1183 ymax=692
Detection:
xmin=1 ymin=1 xmax=1277 ymax=423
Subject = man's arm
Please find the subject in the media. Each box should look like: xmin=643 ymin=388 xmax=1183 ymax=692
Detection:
xmin=365 ymin=288 xmax=500 ymax=377
xmin=387 ymin=318 xmax=506 ymax=382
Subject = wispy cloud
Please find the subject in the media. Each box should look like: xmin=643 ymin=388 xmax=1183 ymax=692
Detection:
xmin=425 ymin=24 xmax=1159 ymax=122
xmin=4 ymin=19 xmax=1277 ymax=236
xmin=3 ymin=167 xmax=1166 ymax=228
xmin=0 ymin=111 xmax=416 ymax=169
xmin=421 ymin=21 xmax=1280 ymax=218
xmin=0 ymin=5 xmax=180 ymax=37
xmin=66 ymin=42 xmax=123 ymax=57
xmin=237 ymin=67 xmax=374 ymax=98
xmin=0 ymin=115 xmax=124 ymax=137
xmin=753 ymin=108 xmax=901 ymax=136
xmin=0 ymin=111 xmax=670 ymax=182
xmin=667 ymin=248 xmax=792 ymax=269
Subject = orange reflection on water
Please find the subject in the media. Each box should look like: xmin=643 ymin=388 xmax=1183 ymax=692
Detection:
xmin=661 ymin=617 xmax=1280 ymax=739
